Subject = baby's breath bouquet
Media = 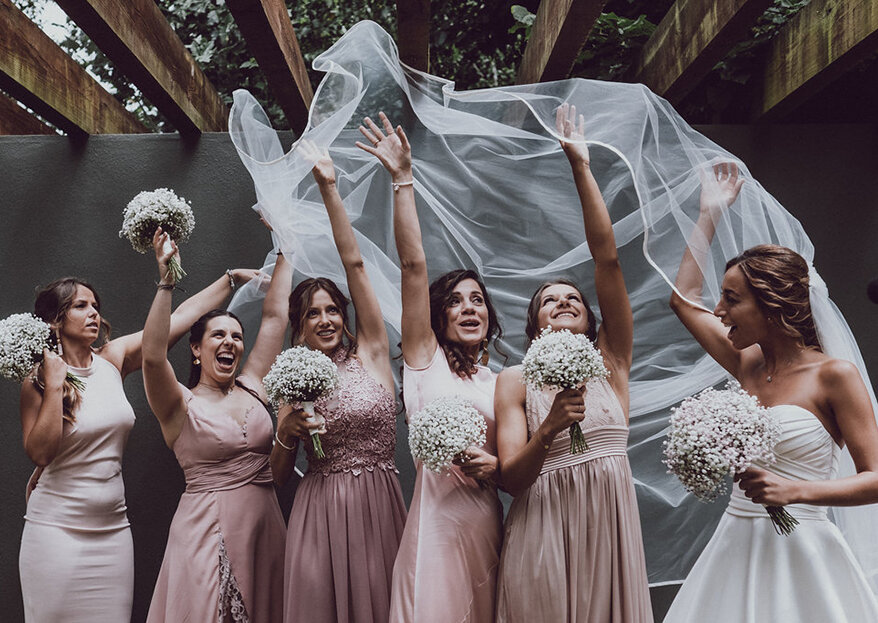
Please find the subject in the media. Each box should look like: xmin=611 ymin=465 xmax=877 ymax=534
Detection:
xmin=120 ymin=188 xmax=195 ymax=282
xmin=0 ymin=313 xmax=85 ymax=391
xmin=408 ymin=396 xmax=487 ymax=474
xmin=663 ymin=383 xmax=798 ymax=535
xmin=521 ymin=327 xmax=609 ymax=453
xmin=263 ymin=346 xmax=339 ymax=458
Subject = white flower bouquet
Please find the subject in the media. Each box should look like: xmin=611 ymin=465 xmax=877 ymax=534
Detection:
xmin=263 ymin=346 xmax=339 ymax=458
xmin=408 ymin=395 xmax=487 ymax=474
xmin=0 ymin=313 xmax=85 ymax=391
xmin=120 ymin=188 xmax=195 ymax=282
xmin=521 ymin=326 xmax=609 ymax=453
xmin=663 ymin=383 xmax=798 ymax=535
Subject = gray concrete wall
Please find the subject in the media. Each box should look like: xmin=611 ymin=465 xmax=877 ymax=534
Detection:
xmin=0 ymin=126 xmax=875 ymax=622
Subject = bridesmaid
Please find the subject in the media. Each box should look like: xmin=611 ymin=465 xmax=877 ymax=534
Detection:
xmin=271 ymin=141 xmax=406 ymax=623
xmin=494 ymin=104 xmax=652 ymax=622
xmin=143 ymin=229 xmax=290 ymax=622
xmin=664 ymin=164 xmax=878 ymax=621
xmin=355 ymin=113 xmax=504 ymax=623
xmin=18 ymin=261 xmax=255 ymax=622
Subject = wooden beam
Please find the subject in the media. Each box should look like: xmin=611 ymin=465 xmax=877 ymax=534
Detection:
xmin=55 ymin=0 xmax=227 ymax=133
xmin=516 ymin=0 xmax=607 ymax=85
xmin=757 ymin=0 xmax=878 ymax=120
xmin=227 ymin=0 xmax=314 ymax=134
xmin=396 ymin=0 xmax=430 ymax=71
xmin=0 ymin=92 xmax=55 ymax=135
xmin=632 ymin=0 xmax=771 ymax=104
xmin=0 ymin=0 xmax=146 ymax=136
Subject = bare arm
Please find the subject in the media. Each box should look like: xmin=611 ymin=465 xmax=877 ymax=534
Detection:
xmin=19 ymin=351 xmax=67 ymax=466
xmin=356 ymin=113 xmax=437 ymax=368
xmin=270 ymin=404 xmax=320 ymax=486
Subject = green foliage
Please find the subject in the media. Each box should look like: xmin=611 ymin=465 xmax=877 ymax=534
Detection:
xmin=572 ymin=12 xmax=656 ymax=81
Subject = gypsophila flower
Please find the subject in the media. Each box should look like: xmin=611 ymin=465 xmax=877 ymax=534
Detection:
xmin=0 ymin=313 xmax=85 ymax=392
xmin=409 ymin=396 xmax=487 ymax=474
xmin=521 ymin=326 xmax=609 ymax=453
xmin=663 ymin=382 xmax=798 ymax=535
xmin=120 ymin=188 xmax=195 ymax=281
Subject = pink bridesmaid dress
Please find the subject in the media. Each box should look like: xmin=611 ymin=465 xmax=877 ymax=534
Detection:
xmin=147 ymin=384 xmax=286 ymax=623
xmin=283 ymin=347 xmax=407 ymax=623
xmin=389 ymin=346 xmax=503 ymax=623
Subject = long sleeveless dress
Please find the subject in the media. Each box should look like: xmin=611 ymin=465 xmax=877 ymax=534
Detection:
xmin=147 ymin=385 xmax=286 ymax=623
xmin=284 ymin=347 xmax=406 ymax=623
xmin=389 ymin=346 xmax=503 ymax=623
xmin=664 ymin=404 xmax=878 ymax=622
xmin=496 ymin=378 xmax=653 ymax=622
xmin=19 ymin=354 xmax=136 ymax=622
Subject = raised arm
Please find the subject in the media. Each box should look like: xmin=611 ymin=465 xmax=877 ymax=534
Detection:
xmin=556 ymin=104 xmax=632 ymax=378
xmin=19 ymin=350 xmax=68 ymax=466
xmin=669 ymin=163 xmax=747 ymax=376
xmin=300 ymin=140 xmax=392 ymax=386
xmin=356 ymin=113 xmax=437 ymax=368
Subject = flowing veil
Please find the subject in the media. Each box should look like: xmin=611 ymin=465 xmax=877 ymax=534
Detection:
xmin=227 ymin=20 xmax=878 ymax=588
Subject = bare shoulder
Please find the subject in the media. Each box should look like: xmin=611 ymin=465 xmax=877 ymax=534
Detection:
xmin=496 ymin=365 xmax=525 ymax=395
xmin=817 ymin=356 xmax=863 ymax=389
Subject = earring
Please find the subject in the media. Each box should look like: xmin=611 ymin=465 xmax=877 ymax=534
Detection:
xmin=55 ymin=328 xmax=64 ymax=357
xmin=480 ymin=339 xmax=490 ymax=366
xmin=193 ymin=357 xmax=201 ymax=365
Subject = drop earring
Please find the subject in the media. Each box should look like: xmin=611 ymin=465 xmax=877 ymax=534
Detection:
xmin=193 ymin=357 xmax=201 ymax=365
xmin=480 ymin=339 xmax=490 ymax=366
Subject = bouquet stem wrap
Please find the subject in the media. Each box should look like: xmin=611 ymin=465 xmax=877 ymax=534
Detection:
xmin=302 ymin=400 xmax=326 ymax=459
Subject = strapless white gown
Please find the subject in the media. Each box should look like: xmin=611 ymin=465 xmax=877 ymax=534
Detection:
xmin=664 ymin=405 xmax=878 ymax=622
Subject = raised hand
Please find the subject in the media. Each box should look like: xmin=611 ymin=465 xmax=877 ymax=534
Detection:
xmin=38 ymin=348 xmax=68 ymax=389
xmin=555 ymin=102 xmax=590 ymax=166
xmin=355 ymin=112 xmax=412 ymax=180
xmin=152 ymin=227 xmax=180 ymax=285
xmin=699 ymin=162 xmax=745 ymax=215
xmin=299 ymin=139 xmax=336 ymax=186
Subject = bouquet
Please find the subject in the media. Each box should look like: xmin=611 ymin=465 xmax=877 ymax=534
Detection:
xmin=0 ymin=313 xmax=85 ymax=391
xmin=263 ymin=346 xmax=338 ymax=458
xmin=408 ymin=395 xmax=487 ymax=474
xmin=120 ymin=188 xmax=195 ymax=282
xmin=663 ymin=383 xmax=798 ymax=535
xmin=521 ymin=326 xmax=609 ymax=453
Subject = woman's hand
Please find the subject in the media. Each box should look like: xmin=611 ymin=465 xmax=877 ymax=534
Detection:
xmin=277 ymin=406 xmax=322 ymax=441
xmin=454 ymin=445 xmax=499 ymax=485
xmin=152 ymin=227 xmax=179 ymax=285
xmin=556 ymin=102 xmax=590 ymax=167
xmin=228 ymin=269 xmax=263 ymax=289
xmin=735 ymin=467 xmax=800 ymax=506
xmin=539 ymin=387 xmax=586 ymax=439
xmin=699 ymin=162 xmax=744 ymax=216
xmin=355 ymin=112 xmax=412 ymax=181
xmin=38 ymin=349 xmax=68 ymax=390
xmin=300 ymin=139 xmax=336 ymax=186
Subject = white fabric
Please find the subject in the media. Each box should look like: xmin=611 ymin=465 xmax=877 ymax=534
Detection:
xmin=227 ymin=20 xmax=878 ymax=586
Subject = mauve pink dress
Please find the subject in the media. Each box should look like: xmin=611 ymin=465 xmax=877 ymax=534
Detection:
xmin=389 ymin=346 xmax=503 ymax=623
xmin=147 ymin=384 xmax=286 ymax=623
xmin=284 ymin=347 xmax=406 ymax=623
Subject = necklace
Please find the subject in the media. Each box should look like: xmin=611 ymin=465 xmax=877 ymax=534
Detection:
xmin=197 ymin=382 xmax=235 ymax=396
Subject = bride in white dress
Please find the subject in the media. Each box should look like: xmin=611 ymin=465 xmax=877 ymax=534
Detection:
xmin=664 ymin=163 xmax=878 ymax=622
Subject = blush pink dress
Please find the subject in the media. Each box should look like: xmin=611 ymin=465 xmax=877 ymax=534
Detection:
xmin=389 ymin=346 xmax=503 ymax=623
xmin=496 ymin=379 xmax=653 ymax=623
xmin=147 ymin=384 xmax=286 ymax=623
xmin=284 ymin=347 xmax=406 ymax=623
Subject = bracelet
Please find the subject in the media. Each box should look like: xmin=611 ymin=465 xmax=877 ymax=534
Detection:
xmin=392 ymin=179 xmax=414 ymax=192
xmin=274 ymin=431 xmax=295 ymax=451
xmin=226 ymin=269 xmax=236 ymax=291
xmin=156 ymin=282 xmax=175 ymax=291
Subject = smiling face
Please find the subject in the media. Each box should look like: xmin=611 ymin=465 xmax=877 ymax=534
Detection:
xmin=535 ymin=283 xmax=590 ymax=335
xmin=714 ymin=264 xmax=770 ymax=349
xmin=441 ymin=278 xmax=490 ymax=348
xmin=58 ymin=285 xmax=102 ymax=344
xmin=191 ymin=315 xmax=245 ymax=384
xmin=299 ymin=288 xmax=345 ymax=355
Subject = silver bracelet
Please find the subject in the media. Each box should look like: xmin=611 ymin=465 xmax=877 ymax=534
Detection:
xmin=392 ymin=179 xmax=414 ymax=192
xmin=226 ymin=269 xmax=236 ymax=290
xmin=274 ymin=431 xmax=295 ymax=451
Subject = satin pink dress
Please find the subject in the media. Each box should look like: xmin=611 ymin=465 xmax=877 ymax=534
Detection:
xmin=284 ymin=348 xmax=406 ymax=623
xmin=147 ymin=385 xmax=286 ymax=623
xmin=496 ymin=379 xmax=653 ymax=622
xmin=389 ymin=346 xmax=503 ymax=623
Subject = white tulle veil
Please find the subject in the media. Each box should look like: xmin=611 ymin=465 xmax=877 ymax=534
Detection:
xmin=227 ymin=20 xmax=878 ymax=588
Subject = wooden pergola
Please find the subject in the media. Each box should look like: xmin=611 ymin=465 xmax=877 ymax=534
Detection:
xmin=1 ymin=0 xmax=876 ymax=136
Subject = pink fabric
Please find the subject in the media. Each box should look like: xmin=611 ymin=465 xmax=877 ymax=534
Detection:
xmin=389 ymin=346 xmax=503 ymax=623
xmin=284 ymin=349 xmax=406 ymax=623
xmin=147 ymin=385 xmax=286 ymax=623
xmin=496 ymin=381 xmax=653 ymax=623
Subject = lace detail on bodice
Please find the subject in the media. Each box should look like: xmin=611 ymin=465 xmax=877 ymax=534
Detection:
xmin=304 ymin=347 xmax=398 ymax=476
xmin=525 ymin=377 xmax=626 ymax=441
xmin=218 ymin=534 xmax=249 ymax=623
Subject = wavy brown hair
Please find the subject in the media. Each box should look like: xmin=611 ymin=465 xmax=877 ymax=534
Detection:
xmin=725 ymin=244 xmax=820 ymax=349
xmin=288 ymin=278 xmax=357 ymax=355
xmin=524 ymin=279 xmax=597 ymax=346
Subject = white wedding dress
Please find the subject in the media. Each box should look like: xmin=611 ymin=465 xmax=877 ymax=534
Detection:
xmin=665 ymin=405 xmax=878 ymax=622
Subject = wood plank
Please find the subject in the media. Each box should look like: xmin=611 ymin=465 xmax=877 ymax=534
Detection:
xmin=516 ymin=0 xmax=607 ymax=85
xmin=0 ymin=92 xmax=56 ymax=135
xmin=55 ymin=0 xmax=227 ymax=133
xmin=396 ymin=0 xmax=430 ymax=71
xmin=0 ymin=0 xmax=146 ymax=136
xmin=632 ymin=0 xmax=771 ymax=103
xmin=227 ymin=0 xmax=314 ymax=133
xmin=758 ymin=0 xmax=878 ymax=120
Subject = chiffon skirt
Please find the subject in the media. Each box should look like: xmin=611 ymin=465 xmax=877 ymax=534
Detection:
xmin=19 ymin=522 xmax=133 ymax=622
xmin=284 ymin=467 xmax=407 ymax=623
xmin=496 ymin=455 xmax=653 ymax=623
xmin=664 ymin=513 xmax=878 ymax=622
